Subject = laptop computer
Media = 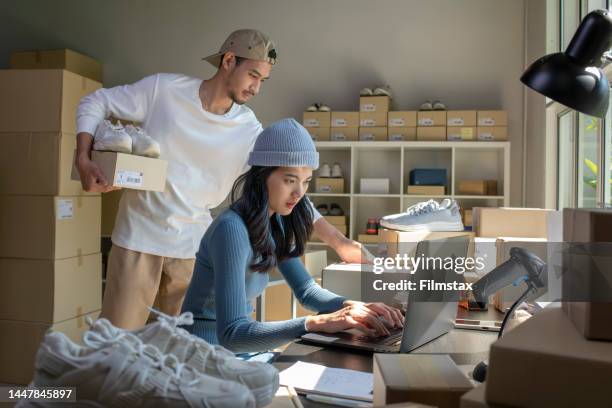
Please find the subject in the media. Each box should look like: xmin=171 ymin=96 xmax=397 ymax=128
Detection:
xmin=301 ymin=236 xmax=469 ymax=353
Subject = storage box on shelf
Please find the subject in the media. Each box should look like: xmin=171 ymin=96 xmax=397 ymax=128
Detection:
xmin=389 ymin=127 xmax=417 ymax=141
xmin=359 ymin=126 xmax=387 ymax=141
xmin=10 ymin=48 xmax=102 ymax=82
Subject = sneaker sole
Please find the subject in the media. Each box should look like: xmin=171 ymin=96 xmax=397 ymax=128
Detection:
xmin=379 ymin=220 xmax=465 ymax=232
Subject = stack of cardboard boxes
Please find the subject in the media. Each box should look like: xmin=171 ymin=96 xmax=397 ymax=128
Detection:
xmin=0 ymin=49 xmax=103 ymax=384
xmin=331 ymin=111 xmax=359 ymax=141
xmin=359 ymin=95 xmax=390 ymax=141
xmin=303 ymin=110 xmax=331 ymax=141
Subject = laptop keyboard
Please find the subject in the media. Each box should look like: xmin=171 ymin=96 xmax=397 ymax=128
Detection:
xmin=356 ymin=328 xmax=403 ymax=345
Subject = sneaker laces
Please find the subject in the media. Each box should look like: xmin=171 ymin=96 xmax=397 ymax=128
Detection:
xmin=405 ymin=200 xmax=439 ymax=216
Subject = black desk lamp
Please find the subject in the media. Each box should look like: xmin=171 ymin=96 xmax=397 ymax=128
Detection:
xmin=521 ymin=9 xmax=612 ymax=118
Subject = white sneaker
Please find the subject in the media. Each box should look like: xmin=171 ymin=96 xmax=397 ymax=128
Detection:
xmin=419 ymin=100 xmax=433 ymax=111
xmin=380 ymin=199 xmax=464 ymax=232
xmin=87 ymin=312 xmax=279 ymax=408
xmin=25 ymin=330 xmax=255 ymax=408
xmin=360 ymin=87 xmax=373 ymax=96
xmin=305 ymin=103 xmax=318 ymax=112
xmin=93 ymin=120 xmax=132 ymax=154
xmin=433 ymin=100 xmax=447 ymax=110
xmin=318 ymin=162 xmax=331 ymax=178
xmin=331 ymin=162 xmax=343 ymax=178
xmin=373 ymin=85 xmax=392 ymax=98
xmin=125 ymin=124 xmax=161 ymax=158
xmin=318 ymin=103 xmax=331 ymax=112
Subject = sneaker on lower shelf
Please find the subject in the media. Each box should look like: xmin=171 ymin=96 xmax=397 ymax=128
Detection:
xmin=380 ymin=199 xmax=464 ymax=232
xmin=22 ymin=330 xmax=255 ymax=408
xmin=331 ymin=162 xmax=343 ymax=178
xmin=316 ymin=203 xmax=330 ymax=215
xmin=317 ymin=162 xmax=331 ymax=177
xmin=93 ymin=120 xmax=132 ymax=154
xmin=86 ymin=311 xmax=279 ymax=408
xmin=125 ymin=124 xmax=161 ymax=158
xmin=329 ymin=203 xmax=344 ymax=216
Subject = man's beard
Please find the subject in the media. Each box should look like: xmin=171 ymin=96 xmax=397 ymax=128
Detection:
xmin=229 ymin=89 xmax=247 ymax=105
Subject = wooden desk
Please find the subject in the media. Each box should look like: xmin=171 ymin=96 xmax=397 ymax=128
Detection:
xmin=273 ymin=308 xmax=502 ymax=407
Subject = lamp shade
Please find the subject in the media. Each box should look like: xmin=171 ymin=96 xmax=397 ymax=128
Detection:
xmin=521 ymin=10 xmax=612 ymax=118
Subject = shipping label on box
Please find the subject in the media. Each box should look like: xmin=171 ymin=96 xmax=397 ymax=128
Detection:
xmin=308 ymin=127 xmax=331 ymax=141
xmin=359 ymin=112 xmax=388 ymax=127
xmin=447 ymin=110 xmax=477 ymax=126
xmin=416 ymin=127 xmax=446 ymax=141
xmin=331 ymin=111 xmax=359 ymax=127
xmin=314 ymin=177 xmax=344 ymax=193
xmin=417 ymin=111 xmax=447 ymax=126
xmin=331 ymin=127 xmax=358 ymax=141
xmin=388 ymin=111 xmax=417 ymax=127
xmin=447 ymin=127 xmax=476 ymax=141
xmin=10 ymin=49 xmax=103 ymax=82
xmin=302 ymin=111 xmax=331 ymax=127
xmin=477 ymin=110 xmax=508 ymax=126
xmin=0 ymin=69 xmax=101 ymax=134
xmin=360 ymin=96 xmax=390 ymax=112
xmin=388 ymin=127 xmax=416 ymax=141
xmin=476 ymin=126 xmax=508 ymax=141
xmin=359 ymin=127 xmax=388 ymax=141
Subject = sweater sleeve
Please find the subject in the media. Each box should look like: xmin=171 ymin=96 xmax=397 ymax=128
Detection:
xmin=278 ymin=257 xmax=346 ymax=313
xmin=76 ymin=74 xmax=161 ymax=135
xmin=210 ymin=218 xmax=309 ymax=353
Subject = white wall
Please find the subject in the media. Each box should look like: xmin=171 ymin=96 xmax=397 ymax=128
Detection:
xmin=0 ymin=0 xmax=529 ymax=204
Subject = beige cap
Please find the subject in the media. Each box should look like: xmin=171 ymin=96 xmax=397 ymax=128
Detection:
xmin=203 ymin=29 xmax=276 ymax=67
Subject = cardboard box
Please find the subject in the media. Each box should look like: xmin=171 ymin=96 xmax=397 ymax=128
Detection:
xmin=315 ymin=177 xmax=344 ymax=193
xmin=473 ymin=207 xmax=552 ymax=238
xmin=0 ymin=253 xmax=102 ymax=323
xmin=486 ymin=307 xmax=612 ymax=408
xmin=562 ymin=208 xmax=612 ymax=340
xmin=102 ymin=189 xmax=122 ymax=236
xmin=0 ymin=195 xmax=101 ymax=259
xmin=457 ymin=180 xmax=498 ymax=196
xmin=463 ymin=209 xmax=473 ymax=227
xmin=447 ymin=111 xmax=477 ymax=127
xmin=360 ymin=178 xmax=389 ymax=194
xmin=359 ymin=127 xmax=388 ymax=141
xmin=417 ymin=127 xmax=446 ymax=141
xmin=378 ymin=229 xmax=474 ymax=258
xmin=71 ymin=151 xmax=168 ymax=192
xmin=263 ymin=276 xmax=324 ymax=321
xmin=406 ymin=185 xmax=446 ymax=195
xmin=0 ymin=310 xmax=100 ymax=384
xmin=308 ymin=127 xmax=331 ymax=141
xmin=417 ymin=111 xmax=447 ymax=126
xmin=358 ymin=234 xmax=380 ymax=244
xmin=359 ymin=112 xmax=388 ymax=127
xmin=330 ymin=127 xmax=358 ymax=141
xmin=331 ymin=111 xmax=359 ymax=127
xmin=324 ymin=215 xmax=347 ymax=225
xmin=360 ymin=95 xmax=390 ymax=112
xmin=460 ymin=384 xmax=499 ymax=408
xmin=477 ymin=111 xmax=508 ymax=127
xmin=373 ymin=354 xmax=473 ymax=407
xmin=388 ymin=111 xmax=417 ymax=127
xmin=409 ymin=169 xmax=447 ymax=186
xmin=493 ymin=237 xmax=548 ymax=312
xmin=0 ymin=69 xmax=101 ymax=134
xmin=322 ymin=263 xmax=364 ymax=300
xmin=0 ymin=132 xmax=98 ymax=196
xmin=476 ymin=127 xmax=508 ymax=141
xmin=447 ymin=127 xmax=476 ymax=141
xmin=389 ymin=127 xmax=417 ymax=141
xmin=302 ymin=111 xmax=331 ymax=128
xmin=10 ymin=49 xmax=102 ymax=82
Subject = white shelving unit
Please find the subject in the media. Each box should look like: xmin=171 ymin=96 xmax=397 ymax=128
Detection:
xmin=308 ymin=141 xmax=510 ymax=247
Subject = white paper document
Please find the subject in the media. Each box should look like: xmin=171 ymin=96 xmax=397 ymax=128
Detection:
xmin=279 ymin=361 xmax=373 ymax=402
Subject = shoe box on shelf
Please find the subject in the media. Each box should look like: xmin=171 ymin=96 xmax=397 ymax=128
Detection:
xmin=472 ymin=207 xmax=551 ymax=239
xmin=315 ymin=177 xmax=344 ymax=193
xmin=0 ymin=59 xmax=103 ymax=384
xmin=360 ymin=95 xmax=390 ymax=113
xmin=360 ymin=178 xmax=390 ymax=194
xmin=446 ymin=110 xmax=477 ymax=142
xmin=71 ymin=150 xmax=168 ymax=192
xmin=359 ymin=95 xmax=389 ymax=141
xmin=476 ymin=111 xmax=508 ymax=141
xmin=417 ymin=126 xmax=447 ymax=141
xmin=407 ymin=168 xmax=447 ymax=195
xmin=406 ymin=185 xmax=446 ymax=195
xmin=457 ymin=180 xmax=498 ymax=196
xmin=562 ymin=208 xmax=612 ymax=341
xmin=10 ymin=48 xmax=102 ymax=82
xmin=485 ymin=307 xmax=612 ymax=408
xmin=303 ymin=110 xmax=331 ymax=141
xmin=373 ymin=354 xmax=473 ymax=408
xmin=417 ymin=111 xmax=446 ymax=127
xmin=324 ymin=213 xmax=348 ymax=238
xmin=389 ymin=127 xmax=417 ymax=141
xmin=461 ymin=209 xmax=473 ymax=228
xmin=359 ymin=126 xmax=388 ymax=141
xmin=388 ymin=111 xmax=417 ymax=141
xmin=331 ymin=111 xmax=359 ymax=141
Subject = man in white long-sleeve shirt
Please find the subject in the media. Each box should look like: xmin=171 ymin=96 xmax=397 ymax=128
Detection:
xmin=76 ymin=29 xmax=370 ymax=330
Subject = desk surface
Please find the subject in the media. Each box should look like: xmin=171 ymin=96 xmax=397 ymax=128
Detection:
xmin=273 ymin=308 xmax=502 ymax=407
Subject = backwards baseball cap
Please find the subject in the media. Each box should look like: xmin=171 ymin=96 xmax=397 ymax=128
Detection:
xmin=203 ymin=29 xmax=277 ymax=67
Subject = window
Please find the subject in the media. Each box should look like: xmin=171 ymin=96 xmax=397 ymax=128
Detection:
xmin=605 ymin=103 xmax=612 ymax=207
xmin=561 ymin=0 xmax=580 ymax=50
xmin=557 ymin=111 xmax=576 ymax=209
xmin=577 ymin=114 xmax=601 ymax=207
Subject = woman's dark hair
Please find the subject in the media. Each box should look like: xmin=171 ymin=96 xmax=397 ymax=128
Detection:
xmin=230 ymin=166 xmax=313 ymax=272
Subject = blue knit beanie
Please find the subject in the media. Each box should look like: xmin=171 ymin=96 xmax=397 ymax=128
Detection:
xmin=248 ymin=118 xmax=319 ymax=169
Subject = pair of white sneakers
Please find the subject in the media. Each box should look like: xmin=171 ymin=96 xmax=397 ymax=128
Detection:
xmin=21 ymin=311 xmax=279 ymax=408
xmin=94 ymin=120 xmax=161 ymax=158
xmin=380 ymin=198 xmax=464 ymax=232
xmin=318 ymin=162 xmax=343 ymax=178
xmin=360 ymin=85 xmax=392 ymax=98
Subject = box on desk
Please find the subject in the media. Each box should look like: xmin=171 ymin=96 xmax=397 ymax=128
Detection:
xmin=331 ymin=111 xmax=359 ymax=127
xmin=486 ymin=307 xmax=612 ymax=408
xmin=314 ymin=177 xmax=344 ymax=193
xmin=0 ymin=69 xmax=101 ymax=134
xmin=72 ymin=151 xmax=167 ymax=192
xmin=10 ymin=48 xmax=102 ymax=82
xmin=303 ymin=111 xmax=331 ymax=127
xmin=389 ymin=127 xmax=416 ymax=141
xmin=388 ymin=111 xmax=417 ymax=127
xmin=373 ymin=354 xmax=473 ymax=408
xmin=331 ymin=127 xmax=358 ymax=141
xmin=360 ymin=95 xmax=390 ymax=112
xmin=472 ymin=207 xmax=552 ymax=238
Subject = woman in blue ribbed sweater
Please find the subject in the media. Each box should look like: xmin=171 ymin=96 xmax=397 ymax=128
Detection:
xmin=181 ymin=118 xmax=403 ymax=353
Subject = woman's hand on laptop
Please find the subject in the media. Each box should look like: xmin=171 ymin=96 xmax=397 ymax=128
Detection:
xmin=305 ymin=301 xmax=402 ymax=337
xmin=343 ymin=300 xmax=404 ymax=330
